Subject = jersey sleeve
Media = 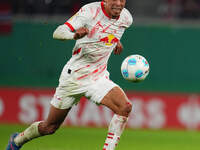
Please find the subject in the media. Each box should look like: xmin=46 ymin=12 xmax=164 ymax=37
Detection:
xmin=121 ymin=8 xmax=133 ymax=28
xmin=64 ymin=4 xmax=92 ymax=32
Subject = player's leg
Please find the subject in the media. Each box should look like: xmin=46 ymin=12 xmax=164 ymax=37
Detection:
xmin=100 ymin=86 xmax=132 ymax=150
xmin=101 ymin=86 xmax=132 ymax=117
xmin=86 ymin=78 xmax=132 ymax=150
xmin=6 ymin=105 xmax=71 ymax=150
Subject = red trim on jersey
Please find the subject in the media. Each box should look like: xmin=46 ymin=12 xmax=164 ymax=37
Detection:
xmin=64 ymin=22 xmax=75 ymax=32
xmin=77 ymin=65 xmax=105 ymax=80
xmin=101 ymin=1 xmax=120 ymax=20
xmin=93 ymin=65 xmax=106 ymax=79
xmin=74 ymin=64 xmax=90 ymax=72
xmin=73 ymin=48 xmax=82 ymax=55
xmin=77 ymin=68 xmax=98 ymax=80
xmin=93 ymin=7 xmax=101 ymax=20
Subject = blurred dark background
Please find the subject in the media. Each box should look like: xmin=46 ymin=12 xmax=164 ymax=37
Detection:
xmin=1 ymin=0 xmax=200 ymax=18
xmin=0 ymin=0 xmax=200 ymax=92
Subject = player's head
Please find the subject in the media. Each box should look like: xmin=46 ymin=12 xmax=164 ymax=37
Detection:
xmin=103 ymin=0 xmax=126 ymax=19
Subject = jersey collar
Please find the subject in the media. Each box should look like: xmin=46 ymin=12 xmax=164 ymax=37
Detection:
xmin=101 ymin=1 xmax=120 ymax=20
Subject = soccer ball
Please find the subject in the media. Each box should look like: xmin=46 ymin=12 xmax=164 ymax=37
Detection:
xmin=121 ymin=54 xmax=150 ymax=82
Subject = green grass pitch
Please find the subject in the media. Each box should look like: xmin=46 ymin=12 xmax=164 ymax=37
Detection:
xmin=1 ymin=124 xmax=200 ymax=150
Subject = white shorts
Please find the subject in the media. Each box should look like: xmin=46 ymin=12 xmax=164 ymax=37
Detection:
xmin=50 ymin=71 xmax=119 ymax=109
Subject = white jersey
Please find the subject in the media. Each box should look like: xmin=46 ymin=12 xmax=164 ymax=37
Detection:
xmin=63 ymin=1 xmax=133 ymax=82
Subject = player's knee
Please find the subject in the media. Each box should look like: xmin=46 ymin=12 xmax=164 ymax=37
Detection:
xmin=119 ymin=102 xmax=132 ymax=117
xmin=125 ymin=101 xmax=132 ymax=114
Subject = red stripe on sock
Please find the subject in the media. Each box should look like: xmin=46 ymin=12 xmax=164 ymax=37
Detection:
xmin=108 ymin=132 xmax=114 ymax=136
xmin=104 ymin=143 xmax=108 ymax=146
xmin=107 ymin=136 xmax=113 ymax=139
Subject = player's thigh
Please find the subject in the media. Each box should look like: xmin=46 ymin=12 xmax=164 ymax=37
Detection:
xmin=100 ymin=86 xmax=132 ymax=117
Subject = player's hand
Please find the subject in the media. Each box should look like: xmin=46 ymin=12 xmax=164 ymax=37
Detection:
xmin=74 ymin=27 xmax=89 ymax=40
xmin=114 ymin=41 xmax=123 ymax=55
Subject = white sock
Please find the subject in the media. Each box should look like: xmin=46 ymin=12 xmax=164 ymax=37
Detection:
xmin=103 ymin=114 xmax=128 ymax=150
xmin=14 ymin=121 xmax=42 ymax=146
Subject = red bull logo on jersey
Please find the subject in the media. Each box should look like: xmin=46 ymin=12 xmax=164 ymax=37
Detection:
xmin=100 ymin=34 xmax=119 ymax=46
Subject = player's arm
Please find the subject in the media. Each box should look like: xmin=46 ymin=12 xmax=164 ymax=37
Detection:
xmin=114 ymin=41 xmax=123 ymax=55
xmin=53 ymin=25 xmax=89 ymax=40
xmin=53 ymin=4 xmax=91 ymax=41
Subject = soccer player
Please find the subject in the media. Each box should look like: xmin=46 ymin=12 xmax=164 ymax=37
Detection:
xmin=6 ymin=0 xmax=133 ymax=150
